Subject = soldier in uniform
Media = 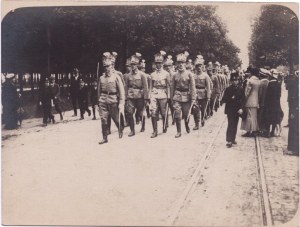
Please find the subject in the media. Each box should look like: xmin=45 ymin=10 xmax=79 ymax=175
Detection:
xmin=69 ymin=68 xmax=80 ymax=117
xmin=49 ymin=75 xmax=63 ymax=121
xmin=149 ymin=51 xmax=170 ymax=137
xmin=78 ymin=78 xmax=91 ymax=120
xmin=164 ymin=55 xmax=175 ymax=124
xmin=98 ymin=52 xmax=125 ymax=144
xmin=138 ymin=58 xmax=151 ymax=120
xmin=39 ymin=78 xmax=55 ymax=126
xmin=209 ymin=62 xmax=221 ymax=116
xmin=123 ymin=58 xmax=131 ymax=126
xmin=171 ymin=52 xmax=196 ymax=138
xmin=124 ymin=53 xmax=149 ymax=136
xmin=206 ymin=62 xmax=214 ymax=117
xmin=192 ymin=55 xmax=212 ymax=129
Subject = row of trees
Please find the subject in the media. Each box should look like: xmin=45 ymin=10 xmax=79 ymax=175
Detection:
xmin=2 ymin=5 xmax=242 ymax=76
xmin=248 ymin=5 xmax=299 ymax=73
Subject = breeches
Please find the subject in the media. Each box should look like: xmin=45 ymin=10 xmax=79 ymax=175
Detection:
xmin=150 ymin=98 xmax=168 ymax=119
xmin=173 ymin=101 xmax=192 ymax=120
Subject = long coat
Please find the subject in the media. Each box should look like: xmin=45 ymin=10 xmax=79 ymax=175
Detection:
xmin=264 ymin=79 xmax=283 ymax=125
xmin=244 ymin=76 xmax=260 ymax=108
xmin=2 ymin=81 xmax=19 ymax=129
xmin=221 ymin=84 xmax=245 ymax=116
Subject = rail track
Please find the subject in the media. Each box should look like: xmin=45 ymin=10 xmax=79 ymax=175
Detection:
xmin=167 ymin=115 xmax=274 ymax=226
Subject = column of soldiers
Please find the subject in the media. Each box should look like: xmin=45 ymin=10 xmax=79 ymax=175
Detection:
xmin=95 ymin=51 xmax=230 ymax=144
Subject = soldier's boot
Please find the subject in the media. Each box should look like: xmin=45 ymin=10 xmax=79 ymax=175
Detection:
xmin=175 ymin=119 xmax=181 ymax=138
xmin=140 ymin=117 xmax=145 ymax=132
xmin=128 ymin=116 xmax=135 ymax=137
xmin=151 ymin=117 xmax=158 ymax=138
xmin=60 ymin=113 xmax=63 ymax=121
xmin=185 ymin=120 xmax=190 ymax=133
xmin=193 ymin=114 xmax=199 ymax=130
xmin=107 ymin=117 xmax=111 ymax=135
xmin=87 ymin=108 xmax=91 ymax=117
xmin=51 ymin=116 xmax=56 ymax=124
xmin=99 ymin=124 xmax=108 ymax=144
xmin=162 ymin=118 xmax=167 ymax=133
xmin=146 ymin=106 xmax=151 ymax=118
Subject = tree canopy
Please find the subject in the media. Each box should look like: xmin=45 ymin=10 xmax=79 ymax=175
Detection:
xmin=2 ymin=5 xmax=241 ymax=75
xmin=248 ymin=5 xmax=299 ymax=72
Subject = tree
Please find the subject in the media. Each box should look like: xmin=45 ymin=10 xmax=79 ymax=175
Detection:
xmin=248 ymin=5 xmax=299 ymax=72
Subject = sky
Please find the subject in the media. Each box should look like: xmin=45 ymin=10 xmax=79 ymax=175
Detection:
xmin=216 ymin=3 xmax=261 ymax=69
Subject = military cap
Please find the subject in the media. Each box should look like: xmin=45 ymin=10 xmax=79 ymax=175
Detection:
xmin=194 ymin=55 xmax=205 ymax=66
xmin=130 ymin=52 xmax=142 ymax=65
xmin=103 ymin=52 xmax=112 ymax=66
xmin=214 ymin=61 xmax=221 ymax=68
xmin=154 ymin=50 xmax=166 ymax=63
xmin=230 ymin=72 xmax=239 ymax=81
xmin=164 ymin=55 xmax=173 ymax=66
xmin=5 ymin=73 xmax=15 ymax=79
xmin=111 ymin=51 xmax=118 ymax=63
xmin=176 ymin=51 xmax=189 ymax=63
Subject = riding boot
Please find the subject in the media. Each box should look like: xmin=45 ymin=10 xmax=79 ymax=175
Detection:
xmin=162 ymin=117 xmax=167 ymax=133
xmin=175 ymin=119 xmax=181 ymax=138
xmin=99 ymin=124 xmax=108 ymax=144
xmin=140 ymin=117 xmax=145 ymax=132
xmin=151 ymin=117 xmax=158 ymax=138
xmin=185 ymin=119 xmax=190 ymax=133
xmin=60 ymin=113 xmax=63 ymax=121
xmin=193 ymin=114 xmax=199 ymax=130
xmin=128 ymin=116 xmax=135 ymax=137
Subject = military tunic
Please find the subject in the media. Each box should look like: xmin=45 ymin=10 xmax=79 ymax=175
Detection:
xmin=97 ymin=71 xmax=125 ymax=125
xmin=171 ymin=70 xmax=196 ymax=120
xmin=149 ymin=69 xmax=170 ymax=119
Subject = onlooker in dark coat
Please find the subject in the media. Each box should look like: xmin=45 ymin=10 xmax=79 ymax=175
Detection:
xmin=258 ymin=68 xmax=270 ymax=136
xmin=78 ymin=79 xmax=91 ymax=120
xmin=49 ymin=76 xmax=63 ymax=120
xmin=2 ymin=74 xmax=20 ymax=129
xmin=69 ymin=68 xmax=80 ymax=117
xmin=286 ymin=70 xmax=299 ymax=155
xmin=264 ymin=73 xmax=283 ymax=137
xmin=39 ymin=78 xmax=55 ymax=126
xmin=90 ymin=80 xmax=98 ymax=120
xmin=221 ymin=72 xmax=245 ymax=148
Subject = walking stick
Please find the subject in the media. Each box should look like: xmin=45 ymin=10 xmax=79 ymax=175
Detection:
xmin=163 ymin=102 xmax=169 ymax=131
xmin=186 ymin=101 xmax=195 ymax=123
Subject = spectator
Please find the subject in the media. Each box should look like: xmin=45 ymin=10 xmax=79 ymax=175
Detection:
xmin=258 ymin=68 xmax=270 ymax=136
xmin=221 ymin=72 xmax=245 ymax=147
xmin=2 ymin=74 xmax=20 ymax=129
xmin=241 ymin=67 xmax=260 ymax=137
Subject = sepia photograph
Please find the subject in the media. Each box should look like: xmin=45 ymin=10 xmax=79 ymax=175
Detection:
xmin=1 ymin=1 xmax=299 ymax=226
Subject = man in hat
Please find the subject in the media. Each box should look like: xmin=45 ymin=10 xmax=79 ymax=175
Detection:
xmin=98 ymin=52 xmax=125 ymax=144
xmin=171 ymin=52 xmax=196 ymax=138
xmin=69 ymin=68 xmax=80 ymax=117
xmin=39 ymin=78 xmax=55 ymax=126
xmin=192 ymin=55 xmax=212 ymax=129
xmin=49 ymin=75 xmax=63 ymax=121
xmin=1 ymin=73 xmax=20 ymax=129
xmin=149 ymin=50 xmax=170 ymax=137
xmin=221 ymin=72 xmax=245 ymax=147
xmin=124 ymin=53 xmax=149 ymax=136
xmin=258 ymin=68 xmax=270 ymax=136
xmin=164 ymin=55 xmax=176 ymax=124
xmin=209 ymin=61 xmax=222 ymax=115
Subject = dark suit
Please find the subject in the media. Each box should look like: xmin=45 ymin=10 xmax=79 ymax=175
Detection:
xmin=78 ymin=86 xmax=91 ymax=119
xmin=70 ymin=76 xmax=80 ymax=115
xmin=221 ymin=84 xmax=245 ymax=142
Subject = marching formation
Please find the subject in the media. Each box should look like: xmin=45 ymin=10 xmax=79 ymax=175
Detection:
xmin=94 ymin=50 xmax=230 ymax=144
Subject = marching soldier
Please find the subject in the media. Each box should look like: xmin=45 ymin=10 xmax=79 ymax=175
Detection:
xmin=138 ymin=58 xmax=151 ymax=120
xmin=107 ymin=52 xmax=125 ymax=134
xmin=149 ymin=50 xmax=171 ymax=137
xmin=211 ymin=61 xmax=222 ymax=114
xmin=171 ymin=52 xmax=196 ymax=138
xmin=164 ymin=55 xmax=175 ymax=124
xmin=206 ymin=62 xmax=214 ymax=117
xmin=124 ymin=53 xmax=149 ymax=136
xmin=98 ymin=52 xmax=125 ymax=144
xmin=192 ymin=55 xmax=212 ymax=129
xmin=123 ymin=58 xmax=132 ymax=126
xmin=49 ymin=75 xmax=63 ymax=121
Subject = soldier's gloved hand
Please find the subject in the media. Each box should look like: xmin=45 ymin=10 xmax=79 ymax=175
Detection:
xmin=237 ymin=109 xmax=243 ymax=115
xmin=145 ymin=99 xmax=150 ymax=106
xmin=118 ymin=104 xmax=125 ymax=110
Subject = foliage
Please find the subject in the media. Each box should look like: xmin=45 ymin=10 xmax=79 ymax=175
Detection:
xmin=2 ymin=5 xmax=241 ymax=74
xmin=248 ymin=5 xmax=299 ymax=71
